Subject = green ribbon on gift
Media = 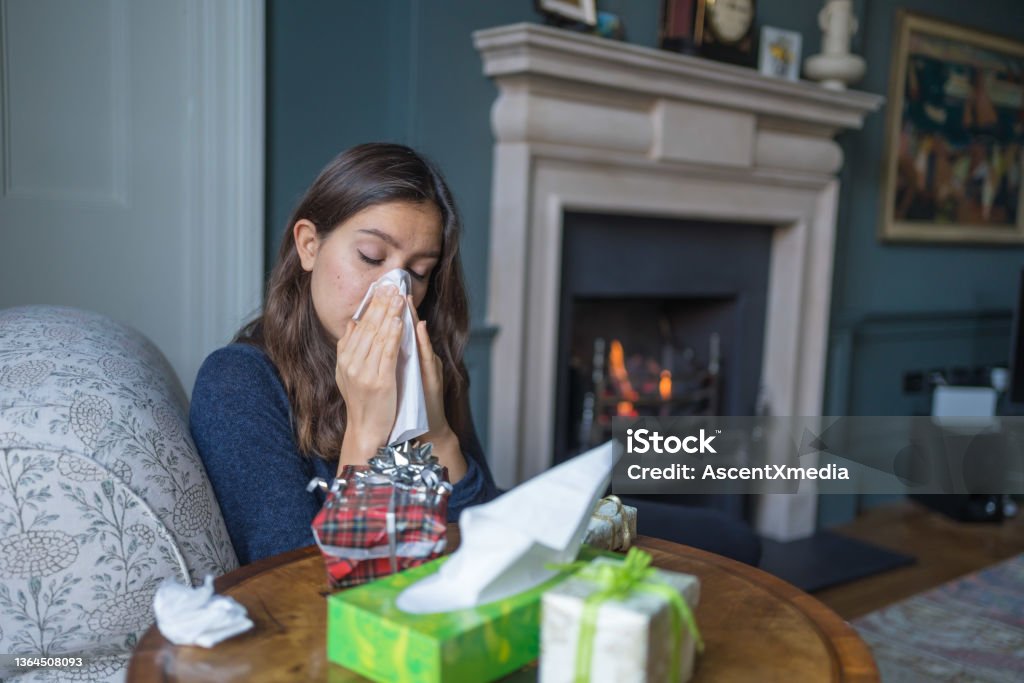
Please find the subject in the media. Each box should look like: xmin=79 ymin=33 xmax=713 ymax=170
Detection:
xmin=552 ymin=548 xmax=703 ymax=683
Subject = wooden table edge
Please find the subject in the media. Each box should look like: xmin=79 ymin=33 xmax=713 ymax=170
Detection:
xmin=639 ymin=537 xmax=880 ymax=682
xmin=129 ymin=536 xmax=879 ymax=682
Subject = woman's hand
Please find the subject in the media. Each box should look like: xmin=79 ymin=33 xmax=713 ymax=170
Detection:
xmin=335 ymin=285 xmax=404 ymax=469
xmin=409 ymin=297 xmax=467 ymax=482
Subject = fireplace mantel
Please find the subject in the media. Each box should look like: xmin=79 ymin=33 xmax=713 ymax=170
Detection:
xmin=474 ymin=24 xmax=882 ymax=540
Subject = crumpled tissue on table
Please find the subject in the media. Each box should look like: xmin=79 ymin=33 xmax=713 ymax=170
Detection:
xmin=153 ymin=575 xmax=253 ymax=647
xmin=353 ymin=268 xmax=429 ymax=446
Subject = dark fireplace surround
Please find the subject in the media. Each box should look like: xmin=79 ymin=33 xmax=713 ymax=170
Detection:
xmin=554 ymin=212 xmax=773 ymax=520
xmin=555 ymin=211 xmax=773 ymax=454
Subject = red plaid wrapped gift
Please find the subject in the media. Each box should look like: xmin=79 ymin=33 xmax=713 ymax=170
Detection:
xmin=309 ymin=441 xmax=452 ymax=588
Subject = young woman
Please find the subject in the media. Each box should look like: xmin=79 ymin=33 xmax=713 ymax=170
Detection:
xmin=190 ymin=143 xmax=499 ymax=565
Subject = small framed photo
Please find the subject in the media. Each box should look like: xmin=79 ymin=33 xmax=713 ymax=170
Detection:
xmin=536 ymin=0 xmax=597 ymax=27
xmin=758 ymin=26 xmax=802 ymax=82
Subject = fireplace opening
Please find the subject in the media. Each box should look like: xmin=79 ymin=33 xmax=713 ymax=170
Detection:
xmin=553 ymin=212 xmax=773 ymax=519
xmin=562 ymin=296 xmax=729 ymax=453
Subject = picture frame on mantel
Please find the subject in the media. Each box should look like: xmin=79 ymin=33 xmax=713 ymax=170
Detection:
xmin=880 ymin=11 xmax=1024 ymax=244
xmin=535 ymin=0 xmax=597 ymax=27
xmin=758 ymin=26 xmax=802 ymax=81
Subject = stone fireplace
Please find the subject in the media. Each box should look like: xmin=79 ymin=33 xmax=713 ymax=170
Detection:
xmin=474 ymin=24 xmax=882 ymax=540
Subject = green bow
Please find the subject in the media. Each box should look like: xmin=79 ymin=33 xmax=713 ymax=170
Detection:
xmin=552 ymin=548 xmax=703 ymax=683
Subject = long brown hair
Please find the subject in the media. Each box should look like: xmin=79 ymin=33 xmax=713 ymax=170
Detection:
xmin=237 ymin=143 xmax=472 ymax=459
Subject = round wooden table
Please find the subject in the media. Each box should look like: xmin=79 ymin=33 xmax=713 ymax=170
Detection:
xmin=128 ymin=529 xmax=878 ymax=682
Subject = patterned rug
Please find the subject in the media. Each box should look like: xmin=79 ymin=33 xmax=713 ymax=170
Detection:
xmin=854 ymin=553 xmax=1024 ymax=682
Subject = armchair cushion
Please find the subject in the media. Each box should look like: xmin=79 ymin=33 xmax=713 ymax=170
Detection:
xmin=0 ymin=306 xmax=238 ymax=681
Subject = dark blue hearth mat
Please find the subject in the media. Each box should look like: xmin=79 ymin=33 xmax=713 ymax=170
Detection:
xmin=758 ymin=531 xmax=916 ymax=593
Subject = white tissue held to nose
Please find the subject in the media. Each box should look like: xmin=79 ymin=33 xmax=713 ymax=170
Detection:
xmin=353 ymin=267 xmax=411 ymax=321
xmin=352 ymin=268 xmax=429 ymax=445
xmin=153 ymin=575 xmax=253 ymax=648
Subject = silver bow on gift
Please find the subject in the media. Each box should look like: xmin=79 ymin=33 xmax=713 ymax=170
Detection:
xmin=361 ymin=441 xmax=453 ymax=500
xmin=307 ymin=441 xmax=452 ymax=573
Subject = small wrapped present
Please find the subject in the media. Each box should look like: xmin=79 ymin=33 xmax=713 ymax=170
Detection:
xmin=540 ymin=548 xmax=702 ymax=683
xmin=582 ymin=495 xmax=637 ymax=552
xmin=309 ymin=441 xmax=452 ymax=588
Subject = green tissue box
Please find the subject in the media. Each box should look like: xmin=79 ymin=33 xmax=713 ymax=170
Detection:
xmin=327 ymin=551 xmax=596 ymax=683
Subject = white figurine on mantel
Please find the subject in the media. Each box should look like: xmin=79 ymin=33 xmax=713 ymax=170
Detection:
xmin=803 ymin=0 xmax=866 ymax=90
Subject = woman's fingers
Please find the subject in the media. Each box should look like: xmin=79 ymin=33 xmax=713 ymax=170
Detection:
xmin=335 ymin=320 xmax=356 ymax=379
xmin=408 ymin=297 xmax=435 ymax=367
xmin=359 ymin=286 xmax=396 ymax=330
xmin=332 ymin=287 xmax=409 ymax=457
xmin=415 ymin=319 xmax=432 ymax=363
xmin=340 ymin=289 xmax=387 ymax=363
xmin=411 ymin=313 xmax=448 ymax=438
xmin=348 ymin=289 xmax=402 ymax=368
xmin=407 ymin=295 xmax=420 ymax=325
xmin=377 ymin=314 xmax=403 ymax=377
xmin=336 ymin=319 xmax=357 ymax=369
xmin=416 ymin=319 xmax=443 ymax=389
xmin=364 ymin=289 xmax=403 ymax=375
xmin=337 ymin=319 xmax=355 ymax=351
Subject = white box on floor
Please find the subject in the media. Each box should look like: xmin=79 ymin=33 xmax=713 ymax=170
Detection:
xmin=540 ymin=557 xmax=701 ymax=683
xmin=931 ymin=385 xmax=997 ymax=417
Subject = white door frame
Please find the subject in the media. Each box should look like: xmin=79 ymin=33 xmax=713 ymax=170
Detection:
xmin=0 ymin=0 xmax=263 ymax=393
xmin=182 ymin=0 xmax=264 ymax=390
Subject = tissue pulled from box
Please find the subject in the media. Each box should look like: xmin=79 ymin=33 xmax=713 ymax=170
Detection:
xmin=396 ymin=441 xmax=616 ymax=613
xmin=153 ymin=575 xmax=253 ymax=647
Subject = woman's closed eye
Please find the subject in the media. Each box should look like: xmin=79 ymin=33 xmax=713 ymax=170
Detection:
xmin=358 ymin=250 xmax=384 ymax=267
xmin=358 ymin=250 xmax=429 ymax=281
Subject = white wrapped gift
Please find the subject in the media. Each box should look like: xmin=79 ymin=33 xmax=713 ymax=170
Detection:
xmin=540 ymin=552 xmax=701 ymax=683
xmin=582 ymin=495 xmax=638 ymax=552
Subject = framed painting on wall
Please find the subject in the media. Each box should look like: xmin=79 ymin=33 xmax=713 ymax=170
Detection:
xmin=880 ymin=12 xmax=1024 ymax=244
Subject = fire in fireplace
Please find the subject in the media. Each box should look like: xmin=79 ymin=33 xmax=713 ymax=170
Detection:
xmin=570 ymin=306 xmax=723 ymax=452
xmin=553 ymin=211 xmax=773 ymax=464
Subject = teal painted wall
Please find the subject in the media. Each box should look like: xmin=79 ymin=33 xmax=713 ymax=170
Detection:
xmin=814 ymin=0 xmax=1024 ymax=524
xmin=267 ymin=2 xmax=1024 ymax=524
xmin=266 ymin=0 xmax=661 ymax=443
xmin=266 ymin=0 xmax=406 ymax=267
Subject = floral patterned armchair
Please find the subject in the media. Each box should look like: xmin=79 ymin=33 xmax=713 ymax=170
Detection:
xmin=0 ymin=306 xmax=238 ymax=682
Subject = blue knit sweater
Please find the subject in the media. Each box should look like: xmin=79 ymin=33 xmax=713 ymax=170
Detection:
xmin=190 ymin=343 xmax=499 ymax=565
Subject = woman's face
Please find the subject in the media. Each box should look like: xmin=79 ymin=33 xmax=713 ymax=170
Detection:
xmin=295 ymin=201 xmax=443 ymax=342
